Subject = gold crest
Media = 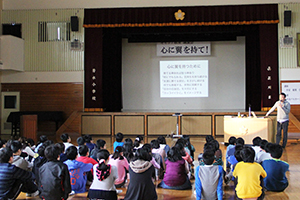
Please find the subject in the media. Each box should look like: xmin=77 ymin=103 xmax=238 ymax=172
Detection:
xmin=174 ymin=9 xmax=185 ymax=21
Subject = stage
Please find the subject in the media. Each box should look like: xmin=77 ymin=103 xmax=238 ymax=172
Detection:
xmin=80 ymin=110 xmax=276 ymax=139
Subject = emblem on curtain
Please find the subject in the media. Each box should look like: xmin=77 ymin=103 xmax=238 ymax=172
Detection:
xmin=174 ymin=9 xmax=185 ymax=20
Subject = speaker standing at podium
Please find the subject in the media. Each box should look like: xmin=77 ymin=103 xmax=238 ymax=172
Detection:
xmin=265 ymin=93 xmax=291 ymax=148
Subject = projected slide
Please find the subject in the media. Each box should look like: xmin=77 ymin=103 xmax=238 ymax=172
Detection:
xmin=160 ymin=60 xmax=208 ymax=98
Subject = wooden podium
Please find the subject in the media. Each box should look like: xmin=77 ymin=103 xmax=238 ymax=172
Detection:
xmin=224 ymin=117 xmax=274 ymax=144
xmin=20 ymin=115 xmax=37 ymax=142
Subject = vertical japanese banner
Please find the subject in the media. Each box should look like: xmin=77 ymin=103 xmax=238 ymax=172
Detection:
xmin=282 ymin=82 xmax=300 ymax=105
xmin=160 ymin=60 xmax=209 ymax=98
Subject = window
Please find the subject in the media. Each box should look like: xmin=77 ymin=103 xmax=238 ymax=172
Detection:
xmin=38 ymin=21 xmax=70 ymax=42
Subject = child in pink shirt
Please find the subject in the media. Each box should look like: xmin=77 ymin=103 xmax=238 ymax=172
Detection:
xmin=108 ymin=146 xmax=129 ymax=188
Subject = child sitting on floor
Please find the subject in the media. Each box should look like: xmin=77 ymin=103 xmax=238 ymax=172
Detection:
xmin=113 ymin=132 xmax=124 ymax=151
xmin=91 ymin=139 xmax=106 ymax=161
xmin=262 ymin=143 xmax=289 ymax=192
xmin=158 ymin=146 xmax=192 ymax=190
xmin=64 ymin=146 xmax=93 ymax=194
xmin=0 ymin=147 xmax=39 ymax=199
xmin=108 ymin=146 xmax=129 ymax=187
xmin=195 ymin=150 xmax=223 ymax=200
xmin=233 ymin=146 xmax=267 ymax=200
xmin=88 ymin=149 xmax=119 ymax=200
xmin=39 ymin=144 xmax=71 ymax=200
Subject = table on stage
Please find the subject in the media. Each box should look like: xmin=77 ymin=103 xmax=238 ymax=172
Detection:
xmin=224 ymin=116 xmax=274 ymax=144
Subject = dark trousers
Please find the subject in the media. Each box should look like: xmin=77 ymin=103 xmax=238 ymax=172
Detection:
xmin=6 ymin=179 xmax=38 ymax=200
xmin=276 ymin=121 xmax=289 ymax=148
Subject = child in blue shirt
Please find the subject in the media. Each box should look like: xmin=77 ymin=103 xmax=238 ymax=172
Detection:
xmin=64 ymin=146 xmax=93 ymax=194
xmin=84 ymin=135 xmax=96 ymax=153
xmin=262 ymin=143 xmax=289 ymax=192
xmin=225 ymin=136 xmax=236 ymax=169
xmin=113 ymin=132 xmax=124 ymax=151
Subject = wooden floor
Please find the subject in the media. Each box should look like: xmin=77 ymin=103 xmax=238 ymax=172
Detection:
xmin=16 ymin=136 xmax=300 ymax=200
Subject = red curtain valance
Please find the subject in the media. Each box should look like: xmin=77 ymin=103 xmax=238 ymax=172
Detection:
xmin=84 ymin=4 xmax=279 ymax=28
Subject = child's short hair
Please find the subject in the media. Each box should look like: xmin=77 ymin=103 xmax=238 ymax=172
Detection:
xmin=116 ymin=132 xmax=124 ymax=142
xmin=228 ymin=136 xmax=236 ymax=145
xmin=79 ymin=145 xmax=89 ymax=156
xmin=124 ymin=138 xmax=133 ymax=146
xmin=77 ymin=137 xmax=85 ymax=146
xmin=60 ymin=133 xmax=69 ymax=143
xmin=236 ymin=137 xmax=245 ymax=146
xmin=240 ymin=146 xmax=255 ymax=163
xmin=202 ymin=150 xmax=215 ymax=165
xmin=157 ymin=136 xmax=166 ymax=145
xmin=259 ymin=139 xmax=268 ymax=150
xmin=0 ymin=148 xmax=13 ymax=163
xmin=44 ymin=145 xmax=61 ymax=161
xmin=39 ymin=135 xmax=48 ymax=143
xmin=84 ymin=135 xmax=92 ymax=143
xmin=205 ymin=135 xmax=214 ymax=143
xmin=27 ymin=138 xmax=35 ymax=147
xmin=10 ymin=140 xmax=22 ymax=153
xmin=38 ymin=144 xmax=47 ymax=157
xmin=150 ymin=140 xmax=160 ymax=149
xmin=0 ymin=140 xmax=4 ymax=149
xmin=252 ymin=136 xmax=262 ymax=146
xmin=142 ymin=144 xmax=151 ymax=153
xmin=265 ymin=143 xmax=272 ymax=153
xmin=268 ymin=143 xmax=283 ymax=159
xmin=203 ymin=142 xmax=215 ymax=153
xmin=65 ymin=146 xmax=78 ymax=160
xmin=55 ymin=143 xmax=65 ymax=154
xmin=209 ymin=140 xmax=220 ymax=151
xmin=96 ymin=139 xmax=106 ymax=149
xmin=234 ymin=144 xmax=244 ymax=162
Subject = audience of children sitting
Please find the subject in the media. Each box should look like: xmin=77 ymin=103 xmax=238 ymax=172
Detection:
xmin=0 ymin=133 xmax=291 ymax=200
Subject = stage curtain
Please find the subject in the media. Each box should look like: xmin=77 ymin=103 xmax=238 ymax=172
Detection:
xmin=84 ymin=4 xmax=278 ymax=28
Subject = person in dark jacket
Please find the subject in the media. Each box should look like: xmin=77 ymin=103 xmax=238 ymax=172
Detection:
xmin=39 ymin=144 xmax=71 ymax=200
xmin=124 ymin=148 xmax=157 ymax=200
xmin=0 ymin=147 xmax=39 ymax=199
xmin=90 ymin=139 xmax=106 ymax=161
xmin=32 ymin=143 xmax=48 ymax=185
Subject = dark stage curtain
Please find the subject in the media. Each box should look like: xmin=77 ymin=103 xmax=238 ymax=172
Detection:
xmin=84 ymin=4 xmax=278 ymax=28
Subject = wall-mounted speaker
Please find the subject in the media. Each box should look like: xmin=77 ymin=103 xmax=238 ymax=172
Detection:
xmin=284 ymin=10 xmax=292 ymax=27
xmin=71 ymin=16 xmax=79 ymax=32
